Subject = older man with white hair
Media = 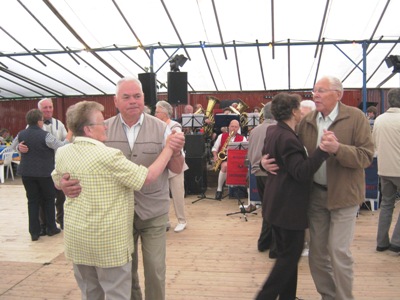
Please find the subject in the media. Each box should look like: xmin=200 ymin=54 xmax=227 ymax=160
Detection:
xmin=212 ymin=119 xmax=247 ymax=200
xmin=262 ymin=76 xmax=374 ymax=299
xmin=18 ymin=98 xmax=68 ymax=234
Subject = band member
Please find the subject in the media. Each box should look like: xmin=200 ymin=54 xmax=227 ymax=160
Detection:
xmin=180 ymin=104 xmax=195 ymax=135
xmin=212 ymin=119 xmax=247 ymax=200
xmin=195 ymin=103 xmax=204 ymax=114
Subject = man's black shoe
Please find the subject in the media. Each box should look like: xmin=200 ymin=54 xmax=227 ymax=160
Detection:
xmin=215 ymin=191 xmax=223 ymax=200
xmin=39 ymin=227 xmax=46 ymax=236
xmin=31 ymin=235 xmax=39 ymax=241
xmin=389 ymin=245 xmax=400 ymax=253
xmin=258 ymin=247 xmax=268 ymax=253
xmin=269 ymin=251 xmax=277 ymax=259
xmin=47 ymin=228 xmax=61 ymax=236
xmin=376 ymin=245 xmax=390 ymax=252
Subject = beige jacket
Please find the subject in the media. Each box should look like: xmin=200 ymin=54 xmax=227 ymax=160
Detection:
xmin=372 ymin=107 xmax=400 ymax=177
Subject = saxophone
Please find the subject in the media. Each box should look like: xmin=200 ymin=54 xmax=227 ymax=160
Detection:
xmin=213 ymin=130 xmax=235 ymax=172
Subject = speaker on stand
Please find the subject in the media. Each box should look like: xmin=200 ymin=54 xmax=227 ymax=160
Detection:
xmin=168 ymin=72 xmax=188 ymax=119
xmin=185 ymin=156 xmax=207 ymax=195
xmin=184 ymin=135 xmax=206 ymax=196
xmin=168 ymin=72 xmax=188 ymax=105
xmin=184 ymin=134 xmax=218 ymax=203
xmin=184 ymin=135 xmax=205 ymax=157
xmin=138 ymin=73 xmax=157 ymax=109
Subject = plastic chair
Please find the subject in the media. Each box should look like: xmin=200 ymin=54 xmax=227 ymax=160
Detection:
xmin=0 ymin=148 xmax=15 ymax=183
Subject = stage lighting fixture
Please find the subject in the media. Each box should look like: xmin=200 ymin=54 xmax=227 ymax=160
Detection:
xmin=169 ymin=54 xmax=188 ymax=72
xmin=385 ymin=55 xmax=400 ymax=72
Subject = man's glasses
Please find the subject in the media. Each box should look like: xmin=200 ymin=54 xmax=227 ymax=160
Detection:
xmin=312 ymin=88 xmax=338 ymax=95
xmin=88 ymin=122 xmax=106 ymax=127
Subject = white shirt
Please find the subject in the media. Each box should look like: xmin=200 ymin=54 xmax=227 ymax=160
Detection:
xmin=313 ymin=102 xmax=339 ymax=185
xmin=120 ymin=113 xmax=170 ymax=150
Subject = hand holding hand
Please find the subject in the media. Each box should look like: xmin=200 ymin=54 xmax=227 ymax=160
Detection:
xmin=320 ymin=129 xmax=339 ymax=154
xmin=167 ymin=131 xmax=185 ymax=155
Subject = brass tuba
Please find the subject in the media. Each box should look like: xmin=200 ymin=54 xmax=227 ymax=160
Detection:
xmin=202 ymin=96 xmax=220 ymax=137
xmin=236 ymin=99 xmax=249 ymax=114
xmin=230 ymin=99 xmax=249 ymax=128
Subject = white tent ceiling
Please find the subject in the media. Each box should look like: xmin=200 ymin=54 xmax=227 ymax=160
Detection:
xmin=0 ymin=0 xmax=399 ymax=99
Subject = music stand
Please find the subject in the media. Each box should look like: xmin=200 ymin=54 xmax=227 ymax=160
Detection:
xmin=214 ymin=114 xmax=240 ymax=131
xmin=182 ymin=113 xmax=204 ymax=133
xmin=228 ymin=141 xmax=249 ymax=150
xmin=246 ymin=113 xmax=259 ymax=127
xmin=225 ymin=144 xmax=256 ymax=221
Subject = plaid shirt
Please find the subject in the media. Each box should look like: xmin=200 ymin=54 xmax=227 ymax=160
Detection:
xmin=52 ymin=137 xmax=148 ymax=268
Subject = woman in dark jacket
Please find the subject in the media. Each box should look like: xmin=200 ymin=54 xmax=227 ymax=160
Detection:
xmin=17 ymin=109 xmax=70 ymax=241
xmin=255 ymin=93 xmax=330 ymax=300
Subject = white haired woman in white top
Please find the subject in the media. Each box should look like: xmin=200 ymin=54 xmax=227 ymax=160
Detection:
xmin=300 ymin=99 xmax=316 ymax=119
xmin=155 ymin=100 xmax=188 ymax=232
xmin=299 ymin=99 xmax=316 ymax=257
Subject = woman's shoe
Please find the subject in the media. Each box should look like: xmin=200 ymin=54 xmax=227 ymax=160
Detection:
xmin=174 ymin=222 xmax=187 ymax=233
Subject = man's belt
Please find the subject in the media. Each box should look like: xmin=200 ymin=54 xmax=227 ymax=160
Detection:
xmin=313 ymin=182 xmax=328 ymax=191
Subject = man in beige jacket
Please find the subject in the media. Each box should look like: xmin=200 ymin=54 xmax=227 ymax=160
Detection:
xmin=373 ymin=88 xmax=400 ymax=253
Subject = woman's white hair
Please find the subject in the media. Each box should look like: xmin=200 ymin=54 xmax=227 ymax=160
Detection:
xmin=300 ymin=100 xmax=316 ymax=110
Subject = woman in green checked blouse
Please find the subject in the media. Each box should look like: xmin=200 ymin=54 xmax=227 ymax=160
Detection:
xmin=52 ymin=100 xmax=183 ymax=300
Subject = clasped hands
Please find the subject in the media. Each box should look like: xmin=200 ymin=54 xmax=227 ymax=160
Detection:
xmin=61 ymin=130 xmax=185 ymax=198
xmin=166 ymin=130 xmax=185 ymax=156
xmin=261 ymin=129 xmax=339 ymax=175
xmin=319 ymin=129 xmax=339 ymax=154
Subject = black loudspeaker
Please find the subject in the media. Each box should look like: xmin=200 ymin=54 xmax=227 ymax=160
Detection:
xmin=168 ymin=72 xmax=188 ymax=105
xmin=385 ymin=55 xmax=400 ymax=71
xmin=138 ymin=73 xmax=157 ymax=107
xmin=184 ymin=135 xmax=205 ymax=158
xmin=185 ymin=157 xmax=207 ymax=195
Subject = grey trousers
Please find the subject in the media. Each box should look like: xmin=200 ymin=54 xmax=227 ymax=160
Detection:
xmin=131 ymin=213 xmax=167 ymax=300
xmin=74 ymin=262 xmax=131 ymax=300
xmin=376 ymin=176 xmax=400 ymax=248
xmin=308 ymin=186 xmax=359 ymax=300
